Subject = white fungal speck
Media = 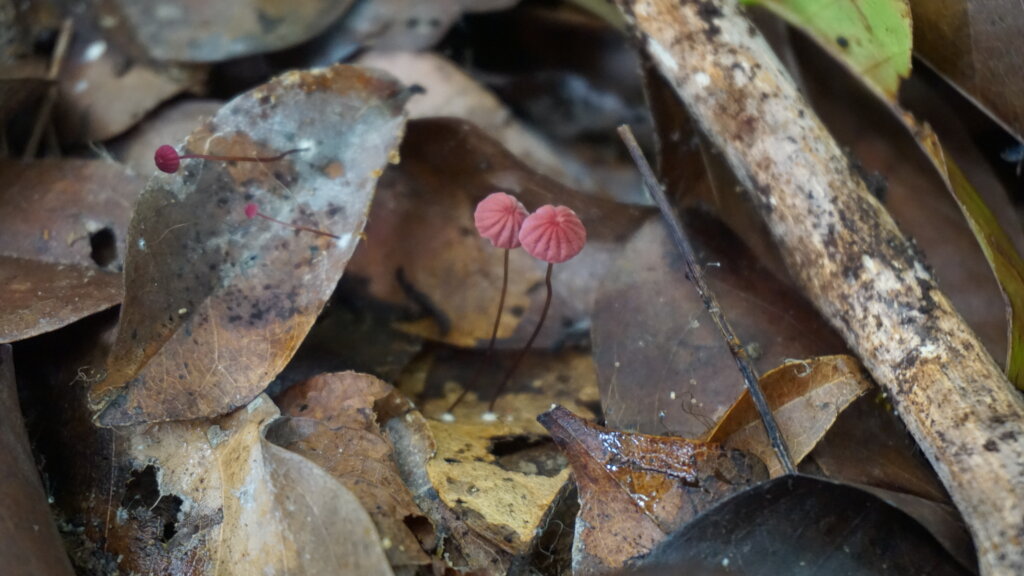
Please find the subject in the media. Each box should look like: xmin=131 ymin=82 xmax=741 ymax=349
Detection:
xmin=82 ymin=41 xmax=106 ymax=62
xmin=440 ymin=412 xmax=455 ymax=423
xmin=336 ymin=232 xmax=353 ymax=251
xmin=481 ymin=411 xmax=498 ymax=422
xmin=137 ymin=238 xmax=146 ymax=251
xmin=693 ymin=72 xmax=711 ymax=88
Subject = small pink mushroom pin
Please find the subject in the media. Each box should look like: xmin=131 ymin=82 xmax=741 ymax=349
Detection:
xmin=244 ymin=203 xmax=339 ymax=239
xmin=446 ymin=192 xmax=529 ymax=416
xmin=487 ymin=204 xmax=586 ymax=412
xmin=154 ymin=144 xmax=305 ymax=174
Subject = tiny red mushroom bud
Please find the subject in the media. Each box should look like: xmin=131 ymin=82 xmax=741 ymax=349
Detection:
xmin=243 ymin=203 xmax=339 ymax=240
xmin=488 ymin=204 xmax=586 ymax=412
xmin=154 ymin=144 xmax=306 ymax=174
xmin=154 ymin=144 xmax=182 ymax=173
xmin=447 ymin=192 xmax=529 ymax=417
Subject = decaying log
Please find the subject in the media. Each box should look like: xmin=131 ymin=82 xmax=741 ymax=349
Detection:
xmin=614 ymin=0 xmax=1024 ymax=573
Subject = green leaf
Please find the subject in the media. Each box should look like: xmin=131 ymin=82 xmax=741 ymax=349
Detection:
xmin=743 ymin=0 xmax=912 ymax=100
xmin=946 ymin=156 xmax=1024 ymax=389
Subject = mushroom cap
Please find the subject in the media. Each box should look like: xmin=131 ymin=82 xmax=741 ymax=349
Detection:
xmin=518 ymin=205 xmax=586 ymax=263
xmin=244 ymin=203 xmax=259 ymax=219
xmin=474 ymin=192 xmax=529 ymax=249
xmin=154 ymin=145 xmax=181 ymax=173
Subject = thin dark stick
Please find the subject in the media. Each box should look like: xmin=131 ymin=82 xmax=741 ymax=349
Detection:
xmin=489 ymin=262 xmax=554 ymax=412
xmin=24 ymin=18 xmax=73 ymax=160
xmin=618 ymin=124 xmax=796 ymax=475
xmin=183 ymin=148 xmax=305 ymax=164
xmin=449 ymin=248 xmax=511 ymax=412
xmin=254 ymin=213 xmax=339 ymax=239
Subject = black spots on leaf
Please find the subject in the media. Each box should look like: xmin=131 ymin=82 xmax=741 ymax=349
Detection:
xmin=836 ymin=36 xmax=850 ymax=49
xmin=223 ymin=284 xmax=303 ymax=328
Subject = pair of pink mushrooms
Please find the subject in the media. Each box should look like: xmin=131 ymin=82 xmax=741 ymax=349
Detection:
xmin=447 ymin=192 xmax=586 ymax=416
xmin=154 ymin=146 xmax=586 ymax=415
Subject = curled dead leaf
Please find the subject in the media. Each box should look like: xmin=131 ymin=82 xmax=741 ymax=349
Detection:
xmin=272 ymin=372 xmax=433 ymax=568
xmin=704 ymin=355 xmax=872 ymax=477
xmin=538 ymin=405 xmax=767 ymax=573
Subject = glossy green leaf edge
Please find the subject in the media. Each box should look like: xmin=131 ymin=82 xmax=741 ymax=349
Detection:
xmin=743 ymin=0 xmax=912 ymax=99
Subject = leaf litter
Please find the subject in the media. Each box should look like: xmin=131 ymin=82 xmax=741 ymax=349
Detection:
xmin=2 ymin=2 xmax=1015 ymax=574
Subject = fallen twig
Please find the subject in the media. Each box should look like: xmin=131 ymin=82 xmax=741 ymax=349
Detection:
xmin=618 ymin=124 xmax=795 ymax=475
xmin=23 ymin=18 xmax=73 ymax=160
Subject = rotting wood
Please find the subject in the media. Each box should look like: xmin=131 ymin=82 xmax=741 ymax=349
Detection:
xmin=613 ymin=0 xmax=1024 ymax=573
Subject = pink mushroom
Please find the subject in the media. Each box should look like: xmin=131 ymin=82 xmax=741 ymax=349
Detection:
xmin=243 ymin=202 xmax=339 ymax=239
xmin=154 ymin=144 xmax=305 ymax=174
xmin=475 ymin=191 xmax=529 ymax=250
xmin=488 ymin=204 xmax=586 ymax=411
xmin=447 ymin=192 xmax=529 ymax=415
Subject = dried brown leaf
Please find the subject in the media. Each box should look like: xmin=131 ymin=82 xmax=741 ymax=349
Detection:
xmin=0 ymin=158 xmax=137 ymax=342
xmin=326 ymin=0 xmax=518 ymax=52
xmin=0 ymin=159 xmax=140 ymax=268
xmin=356 ymin=51 xmax=589 ymax=188
xmin=93 ymin=65 xmax=409 ymax=425
xmin=704 ymin=355 xmax=872 ymax=477
xmin=810 ymin=393 xmax=949 ymax=502
xmin=537 ymin=406 xmax=767 ymax=573
xmin=109 ymin=0 xmax=357 ymax=62
xmin=910 ymin=0 xmax=1024 ymax=139
xmin=56 ymin=21 xmax=207 ymax=142
xmin=0 ymin=256 xmax=121 ymax=343
xmin=116 ymin=394 xmax=395 ymax=575
xmin=272 ymin=372 xmax=432 ymax=568
xmin=0 ymin=345 xmax=77 ymax=576
xmin=592 ymin=215 xmax=847 ymax=437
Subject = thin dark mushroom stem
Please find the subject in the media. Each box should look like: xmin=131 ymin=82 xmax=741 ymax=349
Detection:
xmin=252 ymin=212 xmax=340 ymax=240
xmin=449 ymin=248 xmax=511 ymax=412
xmin=183 ymin=148 xmax=306 ymax=165
xmin=489 ymin=262 xmax=554 ymax=412
xmin=617 ymin=124 xmax=796 ymax=476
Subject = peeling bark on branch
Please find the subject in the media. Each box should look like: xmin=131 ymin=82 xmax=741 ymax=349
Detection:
xmin=614 ymin=0 xmax=1024 ymax=573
